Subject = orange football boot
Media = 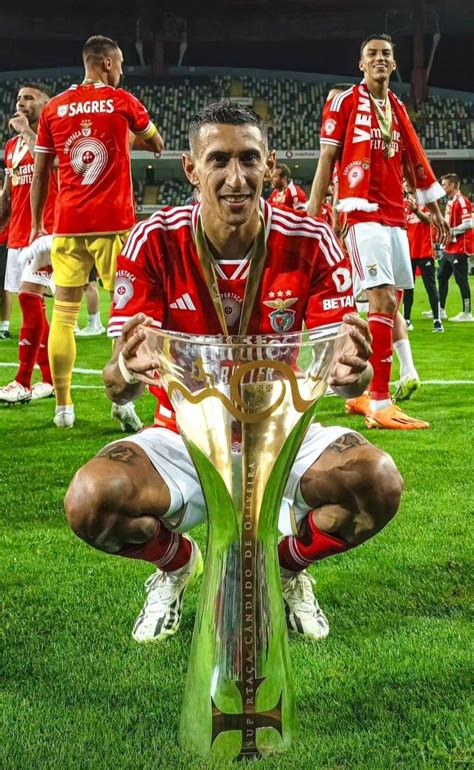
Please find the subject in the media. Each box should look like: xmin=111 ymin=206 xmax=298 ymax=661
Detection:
xmin=345 ymin=392 xmax=370 ymax=416
xmin=365 ymin=404 xmax=430 ymax=430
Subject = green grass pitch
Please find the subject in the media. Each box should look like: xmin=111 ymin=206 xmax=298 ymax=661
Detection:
xmin=1 ymin=282 xmax=472 ymax=769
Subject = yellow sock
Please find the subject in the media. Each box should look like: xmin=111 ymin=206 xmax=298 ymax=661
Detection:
xmin=48 ymin=299 xmax=81 ymax=406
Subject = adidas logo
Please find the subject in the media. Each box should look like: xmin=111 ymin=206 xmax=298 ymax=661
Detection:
xmin=170 ymin=293 xmax=196 ymax=311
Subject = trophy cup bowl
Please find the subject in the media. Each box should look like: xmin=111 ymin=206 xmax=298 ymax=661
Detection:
xmin=150 ymin=327 xmax=348 ymax=761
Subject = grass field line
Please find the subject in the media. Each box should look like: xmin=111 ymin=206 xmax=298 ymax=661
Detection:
xmin=0 ymin=361 xmax=473 ymax=386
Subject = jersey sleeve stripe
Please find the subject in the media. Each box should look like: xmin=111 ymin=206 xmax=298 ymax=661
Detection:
xmin=320 ymin=138 xmax=341 ymax=146
xmin=34 ymin=145 xmax=56 ymax=154
xmin=330 ymin=87 xmax=353 ymax=112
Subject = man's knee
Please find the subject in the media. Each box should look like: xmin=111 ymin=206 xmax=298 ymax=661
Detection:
xmin=368 ymin=285 xmax=398 ymax=316
xmin=64 ymin=460 xmax=134 ymax=552
xmin=355 ymin=446 xmax=403 ymax=531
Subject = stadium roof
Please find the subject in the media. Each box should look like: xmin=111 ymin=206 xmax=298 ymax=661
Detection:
xmin=0 ymin=1 xmax=472 ymax=90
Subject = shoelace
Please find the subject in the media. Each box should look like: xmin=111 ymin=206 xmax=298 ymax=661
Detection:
xmin=282 ymin=571 xmax=318 ymax=613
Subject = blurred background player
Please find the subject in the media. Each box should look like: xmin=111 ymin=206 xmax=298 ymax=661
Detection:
xmin=437 ymin=174 xmax=473 ymax=322
xmin=0 ymin=83 xmax=57 ymax=402
xmin=308 ymin=34 xmax=449 ymax=429
xmin=268 ymin=163 xmax=307 ymax=211
xmin=75 ymin=268 xmax=105 ymax=337
xmin=0 ymin=174 xmax=10 ymax=339
xmin=402 ymin=180 xmax=443 ymax=332
xmin=31 ymin=35 xmax=164 ymax=428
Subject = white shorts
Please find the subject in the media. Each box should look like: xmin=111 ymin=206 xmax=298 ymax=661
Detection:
xmin=4 ymin=241 xmax=54 ymax=295
xmin=108 ymin=423 xmax=352 ymax=536
xmin=4 ymin=248 xmax=24 ymax=292
xmin=21 ymin=262 xmax=55 ymax=296
xmin=345 ymin=222 xmax=413 ymax=301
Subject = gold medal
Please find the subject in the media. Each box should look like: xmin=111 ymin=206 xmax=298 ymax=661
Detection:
xmin=10 ymin=170 xmax=21 ymax=186
xmin=369 ymin=93 xmax=395 ymax=160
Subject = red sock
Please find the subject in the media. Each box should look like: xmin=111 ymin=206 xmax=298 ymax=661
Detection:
xmin=36 ymin=302 xmax=53 ymax=385
xmin=278 ymin=513 xmax=349 ymax=572
xmin=117 ymin=524 xmax=192 ymax=571
xmin=16 ymin=292 xmax=44 ymax=388
xmin=367 ymin=312 xmax=394 ymax=401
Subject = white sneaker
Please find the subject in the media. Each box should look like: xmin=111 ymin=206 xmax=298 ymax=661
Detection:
xmin=132 ymin=536 xmax=203 ymax=643
xmin=422 ymin=309 xmax=447 ymax=320
xmin=448 ymin=312 xmax=474 ymax=322
xmin=0 ymin=380 xmax=32 ymax=404
xmin=111 ymin=402 xmax=143 ymax=433
xmin=281 ymin=569 xmax=329 ymax=640
xmin=405 ymin=320 xmax=414 ymax=331
xmin=31 ymin=382 xmax=55 ymax=400
xmin=54 ymin=405 xmax=75 ymax=428
xmin=75 ymin=323 xmax=106 ymax=337
xmin=393 ymin=374 xmax=421 ymax=402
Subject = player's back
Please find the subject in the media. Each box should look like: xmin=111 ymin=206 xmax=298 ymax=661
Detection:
xmin=36 ymin=84 xmax=147 ymax=236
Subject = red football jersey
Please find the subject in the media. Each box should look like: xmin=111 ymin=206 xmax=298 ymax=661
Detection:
xmin=320 ymin=87 xmax=405 ymax=228
xmin=4 ymin=136 xmax=57 ymax=248
xmin=404 ymin=201 xmax=432 ymax=258
xmin=444 ymin=192 xmax=473 ymax=255
xmin=109 ymin=200 xmax=355 ymax=424
xmin=268 ymin=182 xmax=307 ymax=211
xmin=35 ymin=83 xmax=154 ymax=236
xmin=320 ymin=201 xmax=334 ymax=228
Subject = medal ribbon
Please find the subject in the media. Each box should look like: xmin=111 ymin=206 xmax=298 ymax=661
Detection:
xmin=195 ymin=212 xmax=267 ymax=337
xmin=11 ymin=136 xmax=29 ymax=170
xmin=369 ymin=93 xmax=393 ymax=154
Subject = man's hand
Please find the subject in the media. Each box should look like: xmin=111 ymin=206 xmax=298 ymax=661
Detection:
xmin=330 ymin=313 xmax=373 ymax=396
xmin=9 ymin=112 xmax=29 ymax=134
xmin=428 ymin=204 xmax=451 ymax=247
xmin=29 ymin=226 xmax=47 ymax=244
xmin=119 ymin=314 xmax=162 ymax=386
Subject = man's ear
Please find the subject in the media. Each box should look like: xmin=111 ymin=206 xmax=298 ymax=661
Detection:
xmin=103 ymin=56 xmax=112 ymax=73
xmin=182 ymin=153 xmax=199 ymax=186
xmin=358 ymin=59 xmax=364 ymax=73
xmin=266 ymin=149 xmax=276 ymax=179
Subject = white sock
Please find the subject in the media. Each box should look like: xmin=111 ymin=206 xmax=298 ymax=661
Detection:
xmin=55 ymin=405 xmax=74 ymax=415
xmin=393 ymin=339 xmax=417 ymax=379
xmin=1 ymin=320 xmax=9 ymax=331
xmin=369 ymin=398 xmax=392 ymax=412
xmin=88 ymin=312 xmax=101 ymax=327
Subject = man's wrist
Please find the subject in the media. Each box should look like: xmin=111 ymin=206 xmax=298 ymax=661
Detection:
xmin=117 ymin=351 xmax=139 ymax=384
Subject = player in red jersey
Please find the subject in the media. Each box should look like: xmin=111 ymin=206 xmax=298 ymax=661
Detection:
xmin=402 ymin=180 xmax=442 ymax=331
xmin=0 ymin=208 xmax=10 ymax=340
xmin=64 ymin=102 xmax=403 ymax=645
xmin=0 ymin=83 xmax=58 ymax=403
xmin=308 ymin=34 xmax=450 ymax=429
xmin=31 ymin=35 xmax=164 ymax=428
xmin=268 ymin=163 xmax=307 ymax=211
xmin=438 ymin=174 xmax=474 ymax=322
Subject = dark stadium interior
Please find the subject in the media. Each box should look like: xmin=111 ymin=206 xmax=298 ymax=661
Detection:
xmin=0 ymin=1 xmax=473 ymax=91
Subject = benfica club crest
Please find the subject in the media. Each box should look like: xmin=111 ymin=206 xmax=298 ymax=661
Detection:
xmin=263 ymin=293 xmax=298 ymax=332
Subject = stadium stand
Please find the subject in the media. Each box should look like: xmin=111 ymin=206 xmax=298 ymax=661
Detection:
xmin=1 ymin=72 xmax=473 ymax=153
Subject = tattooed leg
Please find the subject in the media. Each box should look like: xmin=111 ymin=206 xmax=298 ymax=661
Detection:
xmin=299 ymin=432 xmax=403 ymax=546
xmin=64 ymin=441 xmax=173 ymax=553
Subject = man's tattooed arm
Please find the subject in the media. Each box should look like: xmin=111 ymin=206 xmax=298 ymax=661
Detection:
xmin=327 ymin=433 xmax=369 ymax=453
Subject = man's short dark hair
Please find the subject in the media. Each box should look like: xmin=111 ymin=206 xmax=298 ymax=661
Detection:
xmin=189 ymin=100 xmax=268 ymax=152
xmin=360 ymin=33 xmax=395 ymax=58
xmin=19 ymin=82 xmax=53 ymax=99
xmin=275 ymin=163 xmax=291 ymax=180
xmin=82 ymin=35 xmax=120 ymax=63
xmin=441 ymin=173 xmax=460 ymax=187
